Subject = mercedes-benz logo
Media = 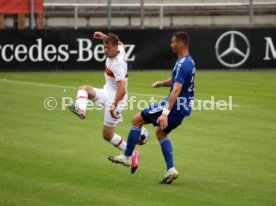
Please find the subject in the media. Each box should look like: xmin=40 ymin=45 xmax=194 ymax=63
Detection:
xmin=215 ymin=31 xmax=250 ymax=68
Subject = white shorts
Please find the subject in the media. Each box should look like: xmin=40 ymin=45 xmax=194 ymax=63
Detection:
xmin=93 ymin=85 xmax=128 ymax=127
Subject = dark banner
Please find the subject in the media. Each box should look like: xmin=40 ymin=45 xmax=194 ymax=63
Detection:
xmin=0 ymin=29 xmax=275 ymax=71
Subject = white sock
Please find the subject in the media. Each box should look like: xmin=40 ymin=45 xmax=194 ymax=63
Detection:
xmin=109 ymin=133 xmax=127 ymax=151
xmin=76 ymin=90 xmax=88 ymax=113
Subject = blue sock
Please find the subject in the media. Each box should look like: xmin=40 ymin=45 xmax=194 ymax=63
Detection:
xmin=124 ymin=126 xmax=141 ymax=157
xmin=160 ymin=137 xmax=174 ymax=170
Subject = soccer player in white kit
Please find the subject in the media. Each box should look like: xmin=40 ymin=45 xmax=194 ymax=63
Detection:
xmin=68 ymin=32 xmax=139 ymax=173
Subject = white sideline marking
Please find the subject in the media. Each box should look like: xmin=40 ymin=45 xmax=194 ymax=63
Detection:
xmin=0 ymin=78 xmax=238 ymax=107
xmin=0 ymin=78 xmax=76 ymax=90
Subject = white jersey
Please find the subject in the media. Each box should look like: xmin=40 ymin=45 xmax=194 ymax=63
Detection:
xmin=104 ymin=45 xmax=128 ymax=91
xmin=93 ymin=45 xmax=128 ymax=127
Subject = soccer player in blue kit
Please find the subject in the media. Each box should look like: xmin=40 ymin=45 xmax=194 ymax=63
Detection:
xmin=109 ymin=31 xmax=195 ymax=184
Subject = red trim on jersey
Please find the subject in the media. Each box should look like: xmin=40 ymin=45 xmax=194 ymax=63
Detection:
xmin=105 ymin=66 xmax=115 ymax=78
xmin=105 ymin=65 xmax=129 ymax=78
xmin=115 ymin=138 xmax=123 ymax=147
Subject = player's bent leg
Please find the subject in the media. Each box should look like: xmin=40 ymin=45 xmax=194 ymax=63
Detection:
xmin=108 ymin=112 xmax=146 ymax=173
xmin=78 ymin=85 xmax=96 ymax=100
xmin=103 ymin=125 xmax=127 ymax=151
xmin=68 ymin=85 xmax=96 ymax=119
xmin=156 ymin=128 xmax=179 ymax=184
xmin=102 ymin=125 xmax=114 ymax=142
xmin=104 ymin=125 xmax=132 ymax=167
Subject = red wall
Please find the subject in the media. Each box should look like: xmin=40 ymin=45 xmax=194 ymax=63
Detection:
xmin=0 ymin=0 xmax=43 ymax=14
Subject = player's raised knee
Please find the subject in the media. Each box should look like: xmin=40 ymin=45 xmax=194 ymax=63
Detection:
xmin=78 ymin=85 xmax=88 ymax=90
xmin=79 ymin=85 xmax=95 ymax=94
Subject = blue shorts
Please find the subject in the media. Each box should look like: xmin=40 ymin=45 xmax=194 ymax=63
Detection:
xmin=141 ymin=103 xmax=186 ymax=134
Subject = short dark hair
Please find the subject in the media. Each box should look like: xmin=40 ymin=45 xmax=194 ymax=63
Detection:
xmin=172 ymin=31 xmax=189 ymax=46
xmin=103 ymin=33 xmax=119 ymax=46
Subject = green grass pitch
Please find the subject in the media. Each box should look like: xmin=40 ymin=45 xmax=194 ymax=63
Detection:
xmin=0 ymin=70 xmax=275 ymax=206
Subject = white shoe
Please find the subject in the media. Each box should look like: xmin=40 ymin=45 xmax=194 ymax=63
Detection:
xmin=108 ymin=154 xmax=132 ymax=167
xmin=160 ymin=167 xmax=179 ymax=184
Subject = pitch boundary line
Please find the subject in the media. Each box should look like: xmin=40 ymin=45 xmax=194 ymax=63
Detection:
xmin=0 ymin=78 xmax=238 ymax=107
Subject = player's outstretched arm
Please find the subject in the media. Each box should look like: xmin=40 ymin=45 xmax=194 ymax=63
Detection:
xmin=152 ymin=77 xmax=171 ymax=88
xmin=94 ymin=31 xmax=124 ymax=48
xmin=93 ymin=31 xmax=106 ymax=40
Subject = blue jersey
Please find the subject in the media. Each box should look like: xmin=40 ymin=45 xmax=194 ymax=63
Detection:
xmin=140 ymin=54 xmax=195 ymax=133
xmin=168 ymin=54 xmax=195 ymax=116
